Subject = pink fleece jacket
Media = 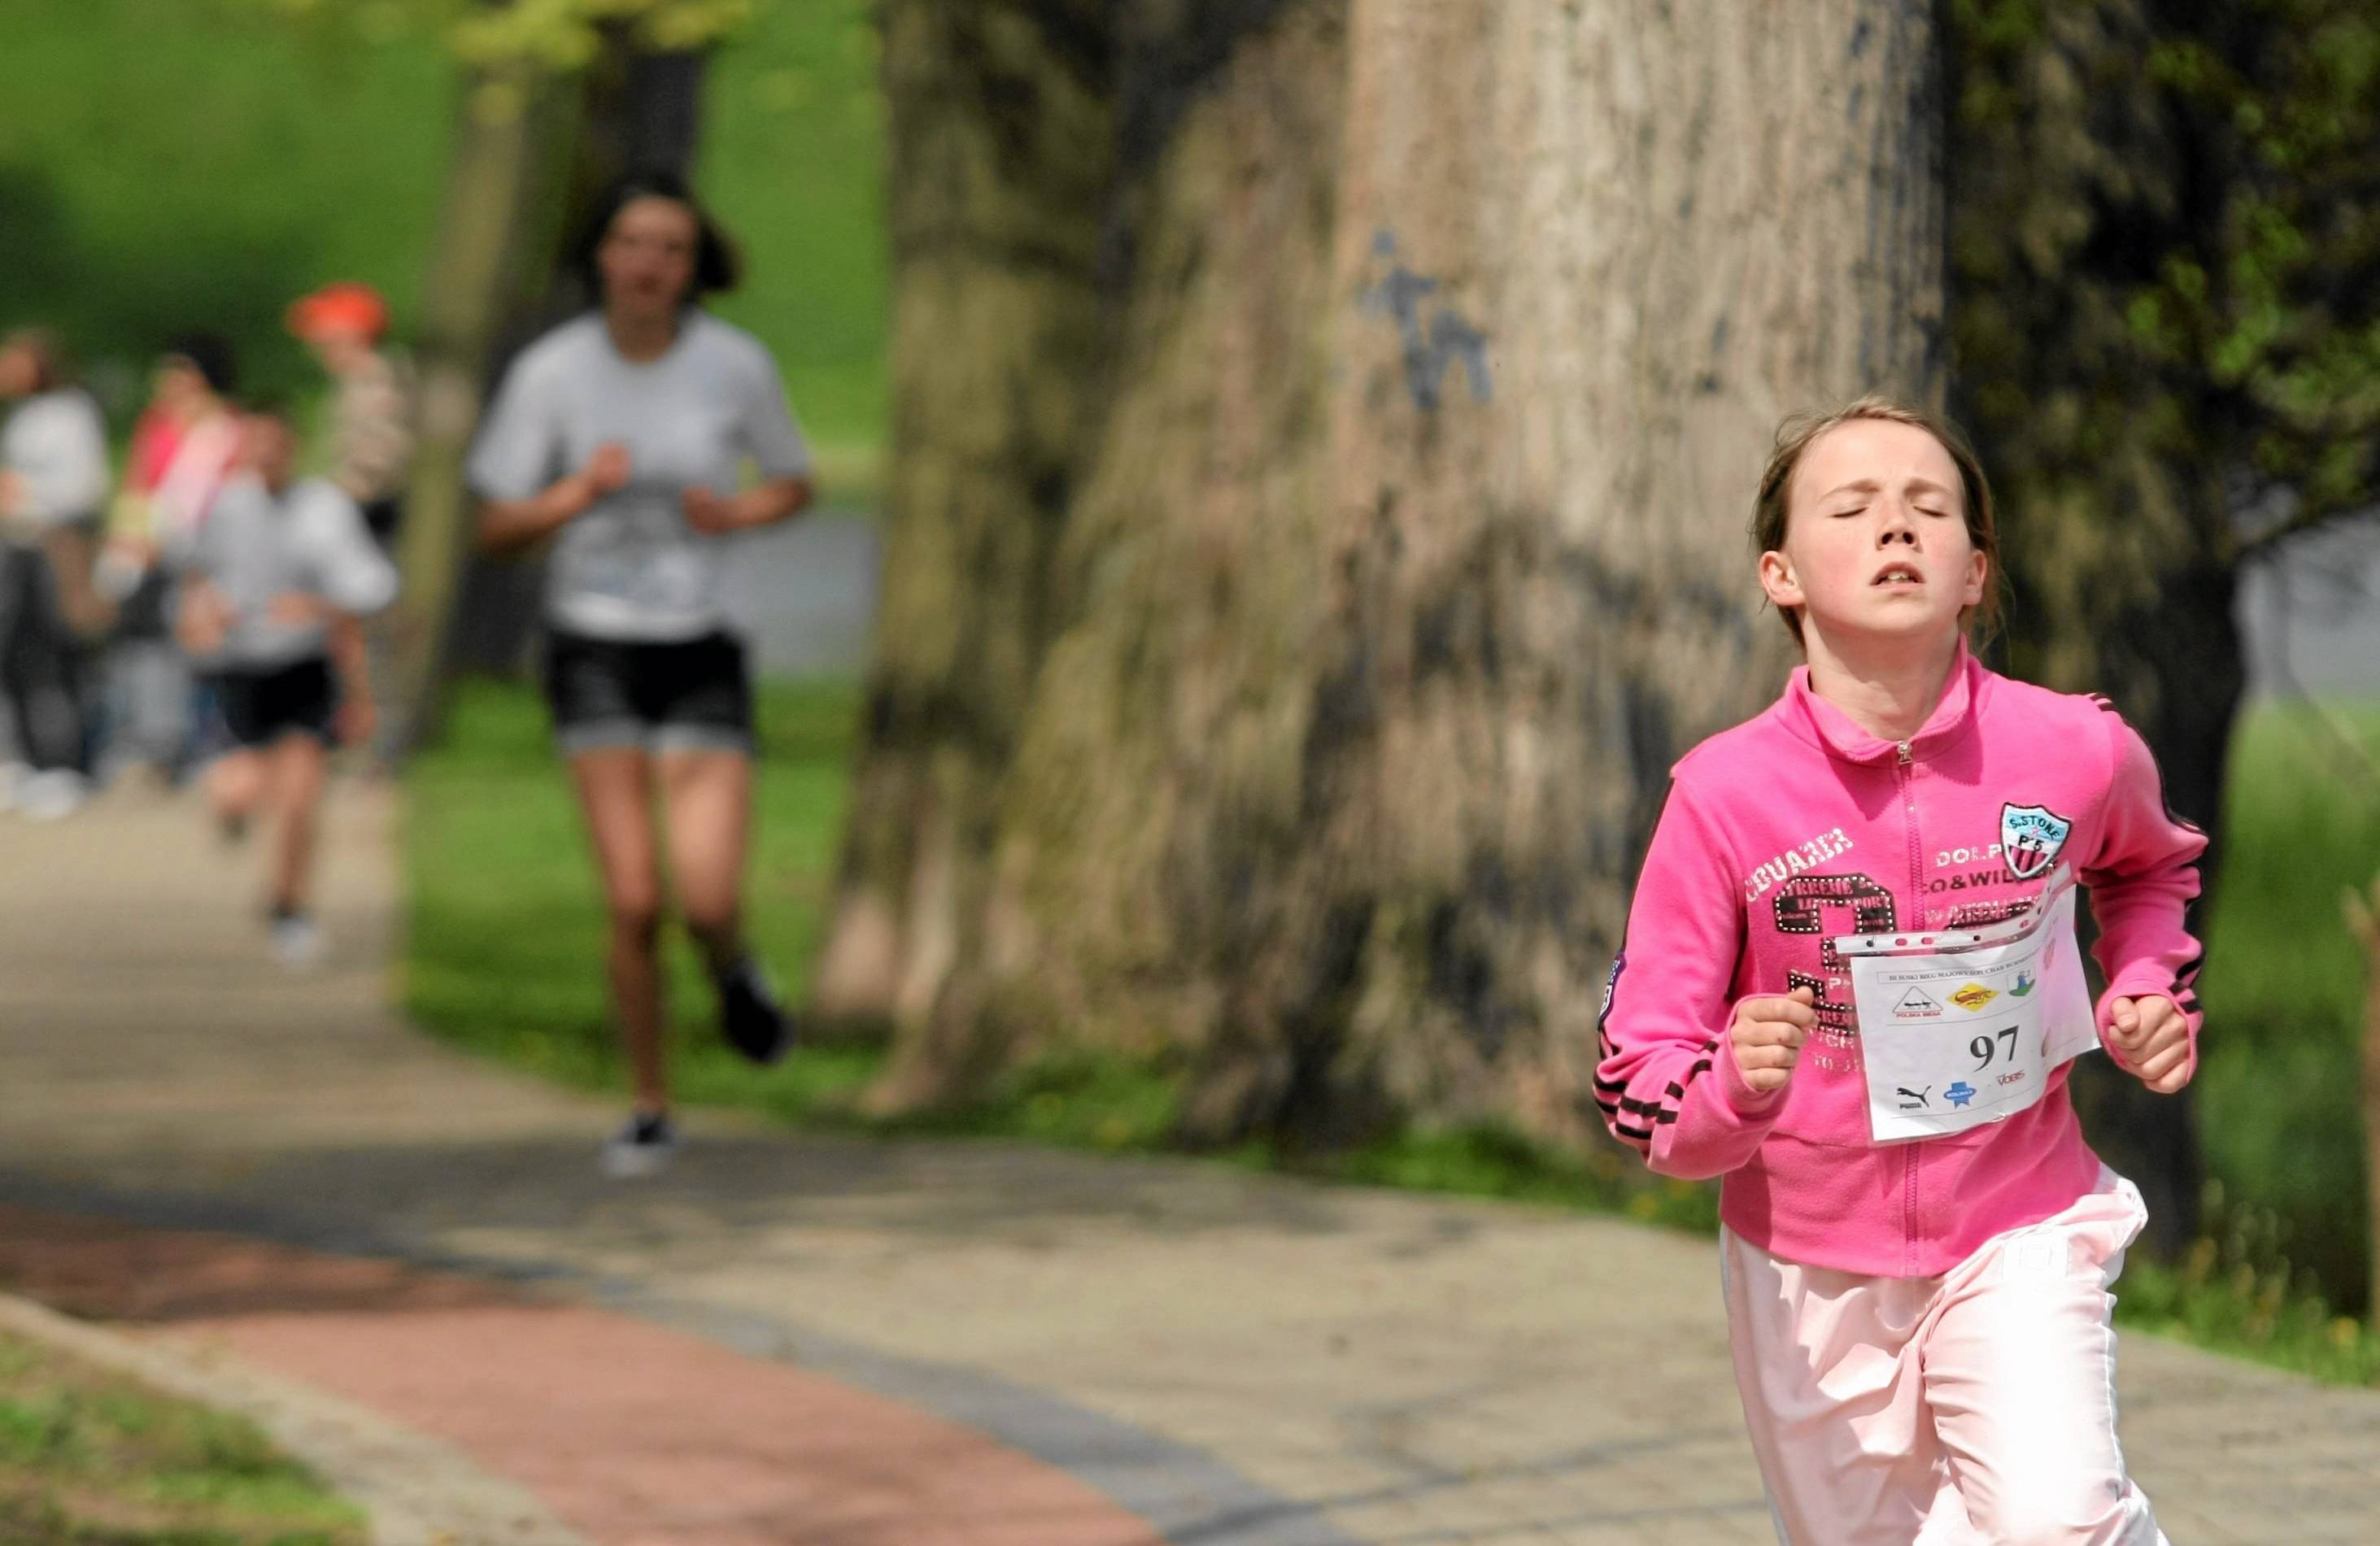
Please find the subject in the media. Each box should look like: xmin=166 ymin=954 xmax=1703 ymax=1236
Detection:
xmin=1595 ymin=647 xmax=2206 ymax=1278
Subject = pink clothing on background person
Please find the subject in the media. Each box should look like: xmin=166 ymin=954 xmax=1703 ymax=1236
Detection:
xmin=1595 ymin=643 xmax=2205 ymax=1278
xmin=124 ymin=407 xmax=185 ymax=496
xmin=1723 ymin=1169 xmax=2165 ymax=1545
xmin=146 ymin=412 xmax=241 ymax=543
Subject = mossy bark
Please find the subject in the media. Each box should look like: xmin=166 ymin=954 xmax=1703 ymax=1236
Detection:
xmin=811 ymin=1 xmax=1118 ymax=1038
xmin=843 ymin=0 xmax=1949 ymax=1144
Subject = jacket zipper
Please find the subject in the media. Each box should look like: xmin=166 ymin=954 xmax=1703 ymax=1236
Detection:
xmin=1898 ymin=739 xmax=1920 ymax=900
xmin=1898 ymin=738 xmax=1920 ymax=1274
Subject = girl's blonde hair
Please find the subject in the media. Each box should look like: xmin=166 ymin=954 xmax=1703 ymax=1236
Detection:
xmin=1750 ymin=394 xmax=2003 ymax=645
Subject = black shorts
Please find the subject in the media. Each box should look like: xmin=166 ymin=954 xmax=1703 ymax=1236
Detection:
xmin=360 ymin=494 xmax=403 ymax=547
xmin=541 ymin=629 xmax=752 ymax=757
xmin=213 ymin=656 xmax=338 ymax=749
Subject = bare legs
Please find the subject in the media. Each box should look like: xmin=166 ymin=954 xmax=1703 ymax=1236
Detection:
xmin=567 ymin=747 xmax=752 ymax=1114
xmin=207 ymin=733 xmax=329 ymax=913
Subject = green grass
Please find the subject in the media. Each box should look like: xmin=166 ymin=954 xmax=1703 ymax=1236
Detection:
xmin=403 ymin=676 xmax=1721 ymax=1234
xmin=0 ymin=1330 xmax=364 ymax=1544
xmin=2 ymin=0 xmax=888 ymax=455
xmin=404 ymin=674 xmax=876 ymax=1115
xmin=2192 ymin=700 xmax=2380 ymax=1314
xmin=403 ymin=682 xmax=2380 ymax=1382
xmin=2115 ymin=1178 xmax=2380 ymax=1387
xmin=1319 ymin=1121 xmax=1722 ymax=1233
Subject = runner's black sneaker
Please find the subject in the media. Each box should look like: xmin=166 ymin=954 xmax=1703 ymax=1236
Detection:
xmin=717 ymin=957 xmax=793 ymax=1065
xmin=601 ymin=1111 xmax=678 ymax=1178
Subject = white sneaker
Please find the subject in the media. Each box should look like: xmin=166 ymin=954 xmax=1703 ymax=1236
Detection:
xmin=15 ymin=769 xmax=86 ymax=822
xmin=270 ymin=913 xmax=325 ymax=969
xmin=601 ymin=1113 xmax=679 ymax=1178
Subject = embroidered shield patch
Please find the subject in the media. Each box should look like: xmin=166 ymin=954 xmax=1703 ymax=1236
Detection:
xmin=2000 ymin=803 xmax=2073 ymax=881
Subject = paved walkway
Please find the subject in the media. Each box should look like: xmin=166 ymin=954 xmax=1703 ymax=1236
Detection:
xmin=0 ymin=781 xmax=2376 ymax=1544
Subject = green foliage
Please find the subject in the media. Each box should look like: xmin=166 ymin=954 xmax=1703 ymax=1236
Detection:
xmin=2141 ymin=10 xmax=2380 ymax=512
xmin=0 ymin=0 xmax=454 ymax=411
xmin=2191 ymin=699 xmax=2380 ymax=1310
xmin=2 ymin=0 xmax=888 ymax=454
xmin=1954 ymin=0 xmax=2380 ymax=572
xmin=239 ymin=0 xmax=763 ymax=68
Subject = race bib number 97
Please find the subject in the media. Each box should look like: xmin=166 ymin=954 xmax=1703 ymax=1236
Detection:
xmin=1836 ymin=870 xmax=2096 ymax=1143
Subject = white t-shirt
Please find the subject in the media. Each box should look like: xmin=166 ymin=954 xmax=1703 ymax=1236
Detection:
xmin=181 ymin=473 xmax=399 ymax=669
xmin=1 ymin=388 xmax=111 ymax=530
xmin=466 ymin=311 xmax=811 ymax=641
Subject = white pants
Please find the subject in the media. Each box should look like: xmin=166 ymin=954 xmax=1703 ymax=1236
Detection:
xmin=1720 ymin=1170 xmax=2166 ymax=1546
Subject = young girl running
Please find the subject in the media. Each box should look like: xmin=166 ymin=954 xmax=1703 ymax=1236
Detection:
xmin=469 ymin=171 xmax=816 ymax=1177
xmin=176 ymin=399 xmax=394 ymax=966
xmin=1597 ymin=398 xmax=2201 ymax=1545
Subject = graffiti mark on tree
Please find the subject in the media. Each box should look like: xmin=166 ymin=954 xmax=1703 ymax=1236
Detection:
xmin=1362 ymin=230 xmax=1491 ymax=412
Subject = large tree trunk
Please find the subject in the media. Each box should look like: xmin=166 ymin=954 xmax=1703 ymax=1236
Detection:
xmin=852 ymin=0 xmax=1949 ymax=1142
xmin=871 ymin=0 xmax=1354 ymax=1109
xmin=809 ymin=1 xmax=1118 ymax=1039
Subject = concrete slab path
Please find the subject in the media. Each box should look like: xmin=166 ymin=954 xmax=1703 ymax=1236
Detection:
xmin=0 ymin=781 xmax=2372 ymax=1544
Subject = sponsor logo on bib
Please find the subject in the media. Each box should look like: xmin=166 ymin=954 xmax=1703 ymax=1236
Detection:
xmin=1894 ymin=987 xmax=1943 ymax=1020
xmin=1950 ymin=982 xmax=1999 ymax=1012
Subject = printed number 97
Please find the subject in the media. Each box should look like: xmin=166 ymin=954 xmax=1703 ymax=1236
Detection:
xmin=1971 ymin=1027 xmax=2017 ymax=1069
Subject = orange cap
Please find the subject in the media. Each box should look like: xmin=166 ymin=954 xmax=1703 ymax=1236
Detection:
xmin=286 ymin=281 xmax=389 ymax=343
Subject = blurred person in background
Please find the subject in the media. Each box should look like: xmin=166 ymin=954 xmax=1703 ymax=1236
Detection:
xmin=0 ymin=328 xmax=110 ymax=818
xmin=289 ymin=282 xmax=415 ymax=769
xmin=286 ymin=281 xmax=413 ymax=547
xmin=101 ymin=333 xmax=242 ymax=786
xmin=176 ymin=398 xmax=394 ymax=968
xmin=469 ymin=170 xmax=816 ymax=1177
